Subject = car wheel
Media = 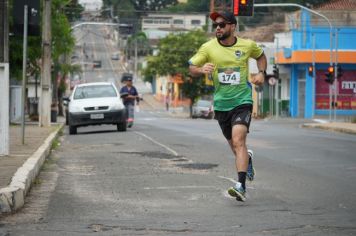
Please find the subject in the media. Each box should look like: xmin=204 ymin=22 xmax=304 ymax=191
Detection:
xmin=117 ymin=121 xmax=127 ymax=132
xmin=69 ymin=125 xmax=77 ymax=135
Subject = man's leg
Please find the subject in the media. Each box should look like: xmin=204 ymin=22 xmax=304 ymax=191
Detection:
xmin=227 ymin=141 xmax=254 ymax=181
xmin=227 ymin=124 xmax=249 ymax=201
xmin=232 ymin=124 xmax=249 ymax=183
xmin=127 ymin=104 xmax=134 ymax=127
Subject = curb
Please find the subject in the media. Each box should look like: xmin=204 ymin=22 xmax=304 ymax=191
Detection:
xmin=302 ymin=123 xmax=356 ymax=135
xmin=0 ymin=124 xmax=64 ymax=214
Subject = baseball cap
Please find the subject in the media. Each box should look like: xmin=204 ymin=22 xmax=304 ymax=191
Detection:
xmin=121 ymin=73 xmax=133 ymax=82
xmin=210 ymin=11 xmax=237 ymax=25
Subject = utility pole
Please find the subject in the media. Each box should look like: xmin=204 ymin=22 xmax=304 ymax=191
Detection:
xmin=255 ymin=3 xmax=333 ymax=120
xmin=209 ymin=0 xmax=214 ymax=33
xmin=0 ymin=0 xmax=10 ymax=156
xmin=134 ymin=38 xmax=137 ymax=80
xmin=40 ymin=0 xmax=52 ymax=127
xmin=21 ymin=5 xmax=29 ymax=144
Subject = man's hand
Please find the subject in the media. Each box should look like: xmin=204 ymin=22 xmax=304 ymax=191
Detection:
xmin=251 ymin=72 xmax=265 ymax=86
xmin=200 ymin=63 xmax=215 ymax=74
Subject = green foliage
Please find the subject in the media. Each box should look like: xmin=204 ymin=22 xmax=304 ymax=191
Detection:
xmin=152 ymin=30 xmax=207 ymax=77
xmin=52 ymin=0 xmax=75 ymax=61
xmin=64 ymin=2 xmax=84 ymax=22
xmin=130 ymin=0 xmax=178 ymax=11
xmin=103 ymin=0 xmax=178 ymax=27
xmin=127 ymin=32 xmax=151 ymax=58
xmin=9 ymin=0 xmax=77 ymax=81
xmin=167 ymin=0 xmax=209 ymax=13
xmin=143 ymin=30 xmax=209 ymax=105
xmin=9 ymin=36 xmax=41 ymax=80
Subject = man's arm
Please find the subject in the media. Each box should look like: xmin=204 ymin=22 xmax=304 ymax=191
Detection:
xmin=256 ymin=52 xmax=267 ymax=72
xmin=251 ymin=53 xmax=267 ymax=85
xmin=189 ymin=63 xmax=215 ymax=77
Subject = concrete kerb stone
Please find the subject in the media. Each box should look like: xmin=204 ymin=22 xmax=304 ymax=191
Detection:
xmin=302 ymin=123 xmax=356 ymax=135
xmin=0 ymin=124 xmax=64 ymax=214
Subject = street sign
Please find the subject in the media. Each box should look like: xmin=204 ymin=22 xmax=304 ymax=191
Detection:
xmin=268 ymin=77 xmax=277 ymax=86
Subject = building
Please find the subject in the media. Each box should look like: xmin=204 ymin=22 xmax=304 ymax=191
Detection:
xmin=275 ymin=1 xmax=356 ymax=119
xmin=142 ymin=13 xmax=206 ymax=31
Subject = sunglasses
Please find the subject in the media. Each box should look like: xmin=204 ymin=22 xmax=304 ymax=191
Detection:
xmin=212 ymin=21 xmax=231 ymax=29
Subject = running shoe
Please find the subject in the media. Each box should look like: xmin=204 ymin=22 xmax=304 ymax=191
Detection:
xmin=247 ymin=149 xmax=255 ymax=181
xmin=228 ymin=182 xmax=246 ymax=202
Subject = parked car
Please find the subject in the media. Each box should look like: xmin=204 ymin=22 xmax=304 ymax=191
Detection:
xmin=93 ymin=60 xmax=102 ymax=68
xmin=192 ymin=99 xmax=214 ymax=119
xmin=111 ymin=53 xmax=120 ymax=60
xmin=64 ymin=82 xmax=127 ymax=135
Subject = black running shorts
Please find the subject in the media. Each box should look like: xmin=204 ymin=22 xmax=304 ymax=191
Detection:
xmin=214 ymin=104 xmax=253 ymax=140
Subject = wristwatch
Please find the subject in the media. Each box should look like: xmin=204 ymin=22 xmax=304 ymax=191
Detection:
xmin=259 ymin=70 xmax=267 ymax=76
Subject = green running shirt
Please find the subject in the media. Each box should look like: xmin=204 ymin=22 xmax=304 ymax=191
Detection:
xmin=189 ymin=37 xmax=263 ymax=111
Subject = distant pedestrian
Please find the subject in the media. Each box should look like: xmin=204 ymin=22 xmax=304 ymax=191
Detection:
xmin=188 ymin=11 xmax=267 ymax=202
xmin=165 ymin=90 xmax=171 ymax=111
xmin=120 ymin=77 xmax=139 ymax=128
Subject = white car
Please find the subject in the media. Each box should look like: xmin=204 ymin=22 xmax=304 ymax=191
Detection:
xmin=65 ymin=82 xmax=127 ymax=135
xmin=111 ymin=53 xmax=120 ymax=60
xmin=192 ymin=99 xmax=214 ymax=119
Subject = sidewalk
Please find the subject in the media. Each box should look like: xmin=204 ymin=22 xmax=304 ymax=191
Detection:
xmin=302 ymin=121 xmax=356 ymax=135
xmin=140 ymin=92 xmax=190 ymax=119
xmin=0 ymin=120 xmax=64 ymax=214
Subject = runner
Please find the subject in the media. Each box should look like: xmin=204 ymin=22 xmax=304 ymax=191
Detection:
xmin=188 ymin=11 xmax=267 ymax=201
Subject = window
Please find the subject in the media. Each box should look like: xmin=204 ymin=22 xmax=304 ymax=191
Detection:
xmin=74 ymin=85 xmax=117 ymax=99
xmin=173 ymin=19 xmax=184 ymax=25
xmin=143 ymin=19 xmax=153 ymax=24
xmin=191 ymin=20 xmax=201 ymax=25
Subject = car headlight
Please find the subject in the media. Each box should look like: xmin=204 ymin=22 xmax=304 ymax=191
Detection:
xmin=111 ymin=103 xmax=124 ymax=110
xmin=69 ymin=105 xmax=82 ymax=113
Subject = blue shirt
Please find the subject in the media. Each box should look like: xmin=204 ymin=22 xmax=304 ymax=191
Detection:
xmin=120 ymin=86 xmax=138 ymax=106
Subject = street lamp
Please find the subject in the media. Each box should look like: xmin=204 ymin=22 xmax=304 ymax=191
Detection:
xmin=255 ymin=3 xmax=334 ymax=121
xmin=255 ymin=3 xmax=333 ymax=66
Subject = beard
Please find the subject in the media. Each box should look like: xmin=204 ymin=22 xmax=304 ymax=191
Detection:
xmin=216 ymin=31 xmax=231 ymax=41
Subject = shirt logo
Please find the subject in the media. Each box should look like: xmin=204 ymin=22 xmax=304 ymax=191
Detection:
xmin=235 ymin=50 xmax=244 ymax=59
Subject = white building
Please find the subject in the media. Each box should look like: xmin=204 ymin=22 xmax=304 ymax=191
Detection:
xmin=142 ymin=13 xmax=206 ymax=31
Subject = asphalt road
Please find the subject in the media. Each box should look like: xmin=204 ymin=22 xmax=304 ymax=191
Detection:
xmin=1 ymin=111 xmax=355 ymax=236
xmin=1 ymin=24 xmax=355 ymax=236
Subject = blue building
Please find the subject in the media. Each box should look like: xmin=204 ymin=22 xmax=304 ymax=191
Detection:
xmin=275 ymin=1 xmax=356 ymax=119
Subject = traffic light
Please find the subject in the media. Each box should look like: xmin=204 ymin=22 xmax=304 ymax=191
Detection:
xmin=233 ymin=0 xmax=254 ymax=16
xmin=336 ymin=65 xmax=343 ymax=78
xmin=325 ymin=66 xmax=334 ymax=84
xmin=273 ymin=64 xmax=279 ymax=79
xmin=308 ymin=65 xmax=313 ymax=77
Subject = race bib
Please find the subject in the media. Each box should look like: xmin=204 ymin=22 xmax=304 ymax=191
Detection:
xmin=217 ymin=68 xmax=240 ymax=85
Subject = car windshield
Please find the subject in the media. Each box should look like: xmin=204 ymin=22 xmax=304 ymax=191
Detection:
xmin=74 ymin=85 xmax=117 ymax=99
xmin=196 ymin=100 xmax=212 ymax=107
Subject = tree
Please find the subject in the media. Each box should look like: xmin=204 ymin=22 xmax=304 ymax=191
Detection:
xmin=51 ymin=0 xmax=76 ymax=112
xmin=126 ymin=31 xmax=150 ymax=59
xmin=167 ymin=0 xmax=209 ymax=13
xmin=130 ymin=0 xmax=178 ymax=11
xmin=102 ymin=0 xmax=178 ymax=30
xmin=9 ymin=0 xmax=78 ymax=81
xmin=142 ymin=30 xmax=209 ymax=117
xmin=64 ymin=1 xmax=85 ymax=22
